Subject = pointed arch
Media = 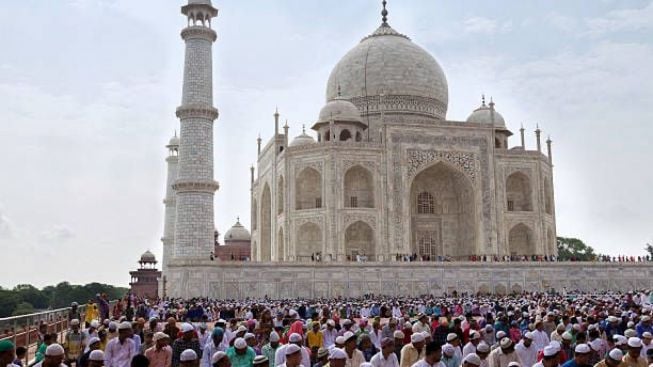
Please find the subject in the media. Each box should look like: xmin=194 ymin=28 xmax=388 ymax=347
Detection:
xmin=410 ymin=162 xmax=477 ymax=259
xmin=295 ymin=167 xmax=322 ymax=210
xmin=345 ymin=221 xmax=375 ymax=260
xmin=506 ymin=172 xmax=533 ymax=211
xmin=344 ymin=165 xmax=374 ymax=208
xmin=544 ymin=178 xmax=553 ymax=215
xmin=339 ymin=129 xmax=352 ymax=141
xmin=296 ymin=222 xmax=322 ymax=261
xmin=508 ymin=223 xmax=535 ymax=256
xmin=260 ymin=183 xmax=271 ymax=261
xmin=277 ymin=176 xmax=285 ymax=214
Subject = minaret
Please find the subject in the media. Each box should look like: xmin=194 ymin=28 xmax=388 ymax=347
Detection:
xmin=535 ymin=125 xmax=542 ymax=153
xmin=173 ymin=0 xmax=219 ymax=260
xmin=161 ymin=133 xmax=179 ymax=277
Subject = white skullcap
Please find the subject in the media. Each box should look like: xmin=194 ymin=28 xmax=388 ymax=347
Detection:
xmin=244 ymin=333 xmax=255 ymax=340
xmin=118 ymin=321 xmax=132 ymax=330
xmin=608 ymin=316 xmax=619 ymax=323
xmin=463 ymin=353 xmax=481 ymax=366
xmin=628 ymin=337 xmax=643 ymax=348
xmin=625 ymin=329 xmax=638 ymax=338
xmin=180 ymin=323 xmax=194 ymax=333
xmin=507 ymin=362 xmax=520 ymax=367
xmin=269 ymin=332 xmax=280 ymax=342
xmin=590 ymin=339 xmax=603 ymax=351
xmin=470 ymin=331 xmax=480 ymax=340
xmin=211 ymin=351 xmax=227 ymax=364
xmin=443 ymin=344 xmax=455 ymax=356
xmin=153 ymin=332 xmax=169 ymax=342
xmin=476 ymin=342 xmax=490 ymax=353
xmin=496 ymin=331 xmax=507 ymax=340
xmin=234 ymin=338 xmax=247 ymax=349
xmin=87 ymin=337 xmax=101 ymax=346
xmin=360 ymin=363 xmax=373 ymax=367
xmin=446 ymin=333 xmax=458 ymax=342
xmin=329 ymin=348 xmax=347 ymax=360
xmin=404 ymin=322 xmax=413 ymax=329
xmin=393 ymin=330 xmax=405 ymax=339
xmin=89 ymin=350 xmax=104 ymax=361
xmin=327 ymin=320 xmax=335 ymax=327
xmin=70 ymin=319 xmax=80 ymax=326
xmin=45 ymin=344 xmax=65 ymax=356
xmin=335 ymin=336 xmax=346 ymax=345
xmin=253 ymin=355 xmax=268 ymax=365
xmin=549 ymin=341 xmax=561 ymax=352
xmin=285 ymin=344 xmax=302 ymax=356
xmin=614 ymin=335 xmax=627 ymax=346
xmin=644 ymin=332 xmax=653 ymax=339
xmin=180 ymin=349 xmax=198 ymax=362
xmin=421 ymin=331 xmax=430 ymax=339
xmin=411 ymin=333 xmax=425 ymax=344
xmin=543 ymin=346 xmax=557 ymax=357
xmin=575 ymin=344 xmax=591 ymax=354
xmin=343 ymin=331 xmax=356 ymax=342
xmin=289 ymin=333 xmax=303 ymax=343
xmin=524 ymin=332 xmax=534 ymax=340
xmin=642 ymin=316 xmax=651 ymax=322
xmin=90 ymin=320 xmax=99 ymax=328
xmin=500 ymin=337 xmax=512 ymax=349
xmin=562 ymin=332 xmax=573 ymax=341
xmin=237 ymin=325 xmax=247 ymax=333
xmin=608 ymin=349 xmax=624 ymax=361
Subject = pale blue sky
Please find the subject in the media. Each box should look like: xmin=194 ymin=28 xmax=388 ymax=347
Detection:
xmin=1 ymin=0 xmax=652 ymax=288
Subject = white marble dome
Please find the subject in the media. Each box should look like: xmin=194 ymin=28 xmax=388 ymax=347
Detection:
xmin=326 ymin=23 xmax=448 ymax=119
xmin=318 ymin=97 xmax=363 ymax=123
xmin=466 ymin=98 xmax=506 ymax=127
xmin=290 ymin=128 xmax=316 ymax=147
xmin=224 ymin=219 xmax=251 ymax=242
xmin=167 ymin=133 xmax=180 ymax=147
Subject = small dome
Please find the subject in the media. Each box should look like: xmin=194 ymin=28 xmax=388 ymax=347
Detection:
xmin=140 ymin=250 xmax=156 ymax=263
xmin=318 ymin=97 xmax=362 ymax=124
xmin=224 ymin=219 xmax=251 ymax=242
xmin=167 ymin=132 xmax=180 ymax=147
xmin=188 ymin=0 xmax=212 ymax=5
xmin=466 ymin=97 xmax=506 ymax=127
xmin=290 ymin=127 xmax=316 ymax=147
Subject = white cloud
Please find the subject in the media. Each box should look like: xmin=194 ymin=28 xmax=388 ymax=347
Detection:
xmin=463 ymin=16 xmax=498 ymax=34
xmin=40 ymin=225 xmax=75 ymax=241
xmin=0 ymin=207 xmax=15 ymax=239
xmin=584 ymin=2 xmax=653 ymax=36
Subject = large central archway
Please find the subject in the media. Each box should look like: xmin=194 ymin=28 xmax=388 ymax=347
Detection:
xmin=409 ymin=162 xmax=476 ymax=259
xmin=260 ymin=184 xmax=271 ymax=261
xmin=508 ymin=223 xmax=535 ymax=256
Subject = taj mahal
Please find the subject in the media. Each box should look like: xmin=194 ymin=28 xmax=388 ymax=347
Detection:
xmin=155 ymin=0 xmax=639 ymax=300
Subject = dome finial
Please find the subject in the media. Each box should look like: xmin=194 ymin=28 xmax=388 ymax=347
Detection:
xmin=489 ymin=96 xmax=495 ymax=110
xmin=302 ymin=124 xmax=306 ymax=134
xmin=236 ymin=216 xmax=240 ymax=223
xmin=337 ymin=83 xmax=342 ymax=97
xmin=381 ymin=0 xmax=389 ymax=26
xmin=481 ymin=94 xmax=486 ymax=106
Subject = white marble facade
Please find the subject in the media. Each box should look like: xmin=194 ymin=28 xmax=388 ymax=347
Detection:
xmin=250 ymin=19 xmax=556 ymax=263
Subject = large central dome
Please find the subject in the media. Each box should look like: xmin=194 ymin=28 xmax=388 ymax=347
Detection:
xmin=326 ymin=22 xmax=448 ymax=120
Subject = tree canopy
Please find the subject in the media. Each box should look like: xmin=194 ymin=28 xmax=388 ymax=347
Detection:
xmin=0 ymin=282 xmax=128 ymax=318
xmin=556 ymin=236 xmax=597 ymax=261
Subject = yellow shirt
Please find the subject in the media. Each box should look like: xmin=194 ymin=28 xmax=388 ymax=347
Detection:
xmin=620 ymin=355 xmax=648 ymax=367
xmin=307 ymin=330 xmax=324 ymax=349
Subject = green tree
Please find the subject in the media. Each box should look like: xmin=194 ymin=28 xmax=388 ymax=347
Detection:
xmin=0 ymin=288 xmax=21 ymax=317
xmin=557 ymin=236 xmax=597 ymax=261
xmin=11 ymin=302 xmax=35 ymax=316
xmin=645 ymin=243 xmax=653 ymax=258
xmin=14 ymin=284 xmax=49 ymax=309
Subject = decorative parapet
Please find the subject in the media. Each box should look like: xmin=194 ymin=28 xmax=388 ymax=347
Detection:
xmin=173 ymin=179 xmax=219 ymax=193
xmin=181 ymin=26 xmax=217 ymax=42
xmin=176 ymin=105 xmax=219 ymax=120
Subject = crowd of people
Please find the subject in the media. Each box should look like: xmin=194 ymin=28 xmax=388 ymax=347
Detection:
xmin=3 ymin=290 xmax=653 ymax=367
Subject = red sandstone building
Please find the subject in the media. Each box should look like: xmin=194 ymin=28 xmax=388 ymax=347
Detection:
xmin=129 ymin=251 xmax=161 ymax=298
xmin=213 ymin=219 xmax=251 ymax=261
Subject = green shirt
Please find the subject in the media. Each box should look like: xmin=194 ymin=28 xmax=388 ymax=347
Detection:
xmin=226 ymin=346 xmax=255 ymax=367
xmin=261 ymin=344 xmax=278 ymax=367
